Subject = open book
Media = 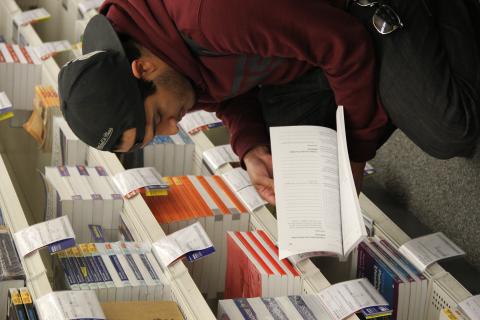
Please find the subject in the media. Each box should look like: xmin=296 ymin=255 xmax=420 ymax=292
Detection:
xmin=270 ymin=106 xmax=367 ymax=260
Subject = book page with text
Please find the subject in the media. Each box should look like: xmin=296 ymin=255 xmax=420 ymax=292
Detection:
xmin=337 ymin=106 xmax=367 ymax=257
xmin=270 ymin=126 xmax=343 ymax=259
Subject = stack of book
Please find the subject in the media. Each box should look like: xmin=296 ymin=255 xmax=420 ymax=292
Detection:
xmin=143 ymin=128 xmax=195 ymax=176
xmin=7 ymin=287 xmax=37 ymax=320
xmin=23 ymin=85 xmax=61 ymax=151
xmin=0 ymin=91 xmax=13 ymax=121
xmin=56 ymin=241 xmax=171 ymax=302
xmin=51 ymin=116 xmax=88 ymax=166
xmin=143 ymin=175 xmax=250 ymax=298
xmin=218 ymin=296 xmax=329 ymax=319
xmin=218 ymin=295 xmax=393 ymax=320
xmin=45 ymin=165 xmax=123 ymax=243
xmin=225 ymin=230 xmax=302 ymax=299
xmin=0 ymin=226 xmax=25 ymax=320
xmin=0 ymin=43 xmax=42 ymax=110
xmin=355 ymin=237 xmax=428 ymax=320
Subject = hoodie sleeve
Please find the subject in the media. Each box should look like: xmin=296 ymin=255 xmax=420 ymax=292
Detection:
xmin=216 ymin=92 xmax=270 ymax=162
xmin=198 ymin=0 xmax=389 ymax=162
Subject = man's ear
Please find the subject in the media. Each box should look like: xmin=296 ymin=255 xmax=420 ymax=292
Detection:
xmin=131 ymin=58 xmax=157 ymax=80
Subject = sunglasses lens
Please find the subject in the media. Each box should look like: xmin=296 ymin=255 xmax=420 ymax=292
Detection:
xmin=373 ymin=6 xmax=403 ymax=34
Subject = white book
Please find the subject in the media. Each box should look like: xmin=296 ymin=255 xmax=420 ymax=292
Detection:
xmin=11 ymin=45 xmax=26 ymax=109
xmin=0 ymin=44 xmax=14 ymax=107
xmin=217 ymin=299 xmax=245 ymax=320
xmin=95 ymin=242 xmax=131 ymax=301
xmin=143 ymin=144 xmax=155 ymax=168
xmin=163 ymin=139 xmax=175 ymax=176
xmin=154 ymin=143 xmax=166 ymax=175
xmin=69 ymin=166 xmax=93 ymax=243
xmin=275 ymin=296 xmax=308 ymax=319
xmin=120 ymin=242 xmax=149 ymax=301
xmin=170 ymin=132 xmax=186 ymax=176
xmin=124 ymin=242 xmax=155 ymax=301
xmin=178 ymin=128 xmax=195 ymax=175
xmin=302 ymin=295 xmax=331 ymax=319
xmin=85 ymin=167 xmax=114 ymax=234
xmin=110 ymin=242 xmax=141 ymax=301
xmin=88 ymin=244 xmax=116 ymax=301
xmin=270 ymin=106 xmax=367 ymax=260
xmin=143 ymin=245 xmax=170 ymax=300
xmin=23 ymin=46 xmax=42 ymax=110
xmin=247 ymin=298 xmax=276 ymax=320
xmin=205 ymin=176 xmax=234 ymax=294
xmin=0 ymin=51 xmax=6 ymax=96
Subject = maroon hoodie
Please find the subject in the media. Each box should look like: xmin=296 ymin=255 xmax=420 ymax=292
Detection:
xmin=100 ymin=0 xmax=389 ymax=162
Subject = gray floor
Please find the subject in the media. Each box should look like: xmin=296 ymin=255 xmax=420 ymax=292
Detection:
xmin=369 ymin=130 xmax=480 ymax=273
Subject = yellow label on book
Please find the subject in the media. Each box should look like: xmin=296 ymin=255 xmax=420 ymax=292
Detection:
xmin=11 ymin=291 xmax=22 ymax=305
xmin=87 ymin=243 xmax=98 ymax=254
xmin=0 ymin=112 xmax=14 ymax=121
xmin=145 ymin=189 xmax=168 ymax=197
xmin=162 ymin=176 xmax=173 ymax=186
xmin=20 ymin=289 xmax=32 ymax=304
xmin=172 ymin=177 xmax=183 ymax=185
xmin=71 ymin=247 xmax=80 ymax=256
xmin=442 ymin=308 xmax=461 ymax=320
xmin=79 ymin=243 xmax=89 ymax=252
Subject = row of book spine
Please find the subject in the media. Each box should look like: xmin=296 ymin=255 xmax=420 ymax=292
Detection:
xmin=51 ymin=116 xmax=87 ymax=166
xmin=45 ymin=165 xmax=123 ymax=243
xmin=0 ymin=43 xmax=42 ymax=110
xmin=7 ymin=287 xmax=37 ymax=320
xmin=225 ymin=230 xmax=302 ymax=299
xmin=218 ymin=295 xmax=329 ymax=320
xmin=355 ymin=237 xmax=428 ymax=320
xmin=56 ymin=241 xmax=171 ymax=302
xmin=143 ymin=128 xmax=195 ymax=177
xmin=143 ymin=174 xmax=250 ymax=299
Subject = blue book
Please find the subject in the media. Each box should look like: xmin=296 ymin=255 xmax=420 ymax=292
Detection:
xmin=357 ymin=242 xmax=404 ymax=319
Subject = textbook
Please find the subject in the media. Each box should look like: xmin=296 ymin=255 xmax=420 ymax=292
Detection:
xmin=0 ymin=227 xmax=25 ymax=320
xmin=270 ymin=106 xmax=367 ymax=260
xmin=143 ymin=175 xmax=249 ymax=298
xmin=143 ymin=128 xmax=195 ymax=176
xmin=224 ymin=230 xmax=302 ymax=299
xmin=0 ymin=43 xmax=42 ymax=111
xmin=23 ymin=86 xmax=61 ymax=152
xmin=57 ymin=242 xmax=171 ymax=302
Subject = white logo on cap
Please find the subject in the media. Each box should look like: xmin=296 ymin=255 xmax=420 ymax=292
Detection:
xmin=97 ymin=127 xmax=113 ymax=150
xmin=63 ymin=50 xmax=106 ymax=67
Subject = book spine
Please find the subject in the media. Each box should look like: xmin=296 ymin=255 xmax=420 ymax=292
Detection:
xmin=19 ymin=288 xmax=38 ymax=320
xmin=357 ymin=243 xmax=399 ymax=317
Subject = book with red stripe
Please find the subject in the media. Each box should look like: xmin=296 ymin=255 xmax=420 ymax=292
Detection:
xmin=225 ymin=231 xmax=303 ymax=298
xmin=225 ymin=231 xmax=270 ymax=298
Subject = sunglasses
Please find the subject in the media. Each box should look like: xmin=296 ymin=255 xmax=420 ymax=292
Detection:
xmin=354 ymin=0 xmax=404 ymax=35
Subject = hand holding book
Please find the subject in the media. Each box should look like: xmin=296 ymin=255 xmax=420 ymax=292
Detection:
xmin=243 ymin=145 xmax=275 ymax=205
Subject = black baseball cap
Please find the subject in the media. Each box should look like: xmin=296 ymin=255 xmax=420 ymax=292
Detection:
xmin=58 ymin=14 xmax=145 ymax=151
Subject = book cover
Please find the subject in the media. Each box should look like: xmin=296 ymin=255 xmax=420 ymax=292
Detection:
xmin=270 ymin=106 xmax=367 ymax=260
xmin=357 ymin=242 xmax=402 ymax=319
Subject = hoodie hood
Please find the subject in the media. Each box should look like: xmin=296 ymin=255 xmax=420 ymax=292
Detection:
xmin=99 ymin=0 xmax=206 ymax=90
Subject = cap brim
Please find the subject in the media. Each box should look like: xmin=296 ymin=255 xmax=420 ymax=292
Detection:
xmin=82 ymin=14 xmax=126 ymax=57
